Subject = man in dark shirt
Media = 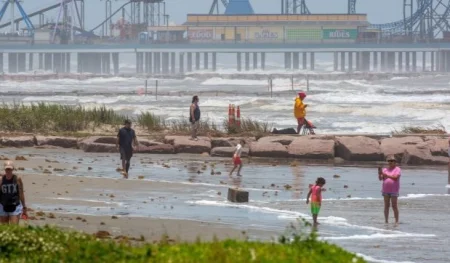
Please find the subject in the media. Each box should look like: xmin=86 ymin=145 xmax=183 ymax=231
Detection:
xmin=116 ymin=119 xmax=138 ymax=179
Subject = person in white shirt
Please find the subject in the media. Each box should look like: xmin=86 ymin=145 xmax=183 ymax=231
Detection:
xmin=229 ymin=140 xmax=246 ymax=177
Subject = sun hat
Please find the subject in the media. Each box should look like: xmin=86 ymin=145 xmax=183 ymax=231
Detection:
xmin=386 ymin=155 xmax=396 ymax=162
xmin=4 ymin=161 xmax=14 ymax=170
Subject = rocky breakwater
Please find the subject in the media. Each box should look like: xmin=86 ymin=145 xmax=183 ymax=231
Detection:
xmin=0 ymin=134 xmax=448 ymax=165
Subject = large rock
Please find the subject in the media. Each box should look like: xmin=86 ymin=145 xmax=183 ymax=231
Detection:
xmin=335 ymin=136 xmax=383 ymax=161
xmin=211 ymin=138 xmax=240 ymax=148
xmin=381 ymin=136 xmax=447 ymax=165
xmin=249 ymin=141 xmax=288 ymax=158
xmin=258 ymin=135 xmax=296 ymax=146
xmin=138 ymin=138 xmax=163 ymax=147
xmin=424 ymin=137 xmax=449 ymax=157
xmin=288 ymin=136 xmax=335 ymax=160
xmin=137 ymin=144 xmax=175 ymax=154
xmin=211 ymin=147 xmax=249 ymax=157
xmin=78 ymin=136 xmax=116 ymax=153
xmin=0 ymin=136 xmax=35 ymax=147
xmin=164 ymin=136 xmax=211 ymax=154
xmin=35 ymin=136 xmax=79 ymax=148
xmin=380 ymin=136 xmax=423 ymax=160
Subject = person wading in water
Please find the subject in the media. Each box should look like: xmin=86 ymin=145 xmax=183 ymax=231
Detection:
xmin=190 ymin=95 xmax=201 ymax=141
xmin=0 ymin=161 xmax=27 ymax=224
xmin=116 ymin=119 xmax=139 ymax=179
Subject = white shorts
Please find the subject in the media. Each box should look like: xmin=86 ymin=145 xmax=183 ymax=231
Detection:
xmin=0 ymin=203 xmax=23 ymax=217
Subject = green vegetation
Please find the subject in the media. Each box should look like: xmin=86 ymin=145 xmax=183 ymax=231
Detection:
xmin=0 ymin=103 xmax=271 ymax=136
xmin=393 ymin=124 xmax=447 ymax=135
xmin=0 ymin=103 xmax=123 ymax=133
xmin=0 ymin=224 xmax=366 ymax=263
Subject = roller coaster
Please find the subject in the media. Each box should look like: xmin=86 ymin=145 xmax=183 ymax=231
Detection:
xmin=0 ymin=0 xmax=449 ymax=42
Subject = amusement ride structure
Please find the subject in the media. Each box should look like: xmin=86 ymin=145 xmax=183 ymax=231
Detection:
xmin=0 ymin=0 xmax=448 ymax=42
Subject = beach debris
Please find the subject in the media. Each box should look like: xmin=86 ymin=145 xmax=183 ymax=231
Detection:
xmin=73 ymin=166 xmax=78 ymax=170
xmin=94 ymin=231 xmax=111 ymax=239
xmin=15 ymin=156 xmax=27 ymax=161
xmin=412 ymin=183 xmax=415 ymax=185
xmin=197 ymin=170 xmax=201 ymax=174
xmin=227 ymin=188 xmax=249 ymax=203
xmin=215 ymin=171 xmax=222 ymax=175
xmin=343 ymin=185 xmax=349 ymax=188
xmin=162 ymin=164 xmax=170 ymax=168
xmin=36 ymin=211 xmax=46 ymax=217
xmin=333 ymin=174 xmax=341 ymax=178
xmin=347 ymin=194 xmax=352 ymax=198
xmin=219 ymin=181 xmax=226 ymax=185
xmin=201 ymin=165 xmax=207 ymax=171
xmin=0 ymin=156 xmax=9 ymax=160
xmin=290 ymin=161 xmax=299 ymax=167
xmin=270 ymin=183 xmax=276 ymax=187
xmin=48 ymin=213 xmax=55 ymax=219
xmin=217 ymin=191 xmax=221 ymax=196
xmin=116 ymin=167 xmax=123 ymax=172
xmin=109 ymin=194 xmax=115 ymax=198
xmin=111 ymin=216 xmax=118 ymax=219
xmin=76 ymin=217 xmax=83 ymax=221
xmin=43 ymin=169 xmax=52 ymax=174
xmin=57 ymin=193 xmax=61 ymax=196
xmin=100 ymin=222 xmax=105 ymax=225
xmin=53 ymin=168 xmax=64 ymax=172
xmin=138 ymin=175 xmax=145 ymax=180
xmin=88 ymin=167 xmax=93 ymax=170
xmin=82 ymin=219 xmax=87 ymax=223
xmin=17 ymin=167 xmax=25 ymax=171
xmin=284 ymin=184 xmax=292 ymax=190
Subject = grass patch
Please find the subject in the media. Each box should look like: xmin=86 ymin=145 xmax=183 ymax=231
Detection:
xmin=0 ymin=103 xmax=124 ymax=133
xmin=393 ymin=124 xmax=447 ymax=135
xmin=0 ymin=224 xmax=366 ymax=263
xmin=0 ymin=103 xmax=272 ymax=137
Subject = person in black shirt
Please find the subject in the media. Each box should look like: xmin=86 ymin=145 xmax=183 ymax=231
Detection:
xmin=189 ymin=95 xmax=201 ymax=141
xmin=116 ymin=119 xmax=139 ymax=179
xmin=0 ymin=161 xmax=27 ymax=224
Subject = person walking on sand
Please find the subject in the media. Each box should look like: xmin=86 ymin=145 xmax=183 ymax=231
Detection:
xmin=378 ymin=155 xmax=401 ymax=224
xmin=306 ymin=177 xmax=326 ymax=225
xmin=189 ymin=95 xmax=201 ymax=141
xmin=116 ymin=119 xmax=139 ymax=179
xmin=0 ymin=161 xmax=27 ymax=224
xmin=294 ymin=92 xmax=308 ymax=134
xmin=229 ymin=139 xmax=246 ymax=177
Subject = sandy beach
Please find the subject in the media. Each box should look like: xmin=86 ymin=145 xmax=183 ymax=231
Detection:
xmin=19 ymin=164 xmax=275 ymax=242
xmin=1 ymin=146 xmax=449 ymax=263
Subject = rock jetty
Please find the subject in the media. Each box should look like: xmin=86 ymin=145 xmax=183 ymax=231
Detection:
xmin=0 ymin=134 xmax=448 ymax=165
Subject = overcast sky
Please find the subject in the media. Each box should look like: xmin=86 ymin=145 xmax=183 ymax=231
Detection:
xmin=3 ymin=0 xmax=406 ymax=32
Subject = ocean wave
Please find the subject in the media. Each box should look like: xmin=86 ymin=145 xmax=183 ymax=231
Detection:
xmin=356 ymin=253 xmax=416 ymax=263
xmin=323 ymin=232 xmax=435 ymax=241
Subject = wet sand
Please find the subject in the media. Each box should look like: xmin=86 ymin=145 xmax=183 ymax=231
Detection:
xmin=22 ymin=173 xmax=274 ymax=242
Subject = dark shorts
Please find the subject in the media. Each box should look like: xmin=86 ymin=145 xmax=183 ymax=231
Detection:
xmin=382 ymin=192 xmax=399 ymax=197
xmin=120 ymin=147 xmax=133 ymax=160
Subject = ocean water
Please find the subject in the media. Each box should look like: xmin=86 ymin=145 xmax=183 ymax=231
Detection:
xmin=11 ymin=148 xmax=450 ymax=263
xmin=0 ymin=53 xmax=449 ymax=134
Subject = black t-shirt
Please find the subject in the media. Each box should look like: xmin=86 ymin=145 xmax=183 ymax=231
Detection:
xmin=117 ymin=127 xmax=136 ymax=149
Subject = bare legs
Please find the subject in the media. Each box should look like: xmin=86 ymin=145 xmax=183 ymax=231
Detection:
xmin=0 ymin=216 xmax=20 ymax=225
xmin=121 ymin=159 xmax=130 ymax=179
xmin=383 ymin=195 xmax=399 ymax=224
xmin=229 ymin=164 xmax=243 ymax=177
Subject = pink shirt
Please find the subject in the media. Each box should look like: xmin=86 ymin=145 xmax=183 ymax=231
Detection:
xmin=311 ymin=185 xmax=322 ymax=202
xmin=382 ymin=167 xmax=401 ymax=194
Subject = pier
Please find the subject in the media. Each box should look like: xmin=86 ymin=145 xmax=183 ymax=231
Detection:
xmin=2 ymin=43 xmax=450 ymax=75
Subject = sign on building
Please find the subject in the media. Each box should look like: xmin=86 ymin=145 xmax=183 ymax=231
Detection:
xmin=188 ymin=28 xmax=213 ymax=40
xmin=322 ymin=29 xmax=357 ymax=39
xmin=286 ymin=28 xmax=321 ymax=41
xmin=249 ymin=27 xmax=283 ymax=40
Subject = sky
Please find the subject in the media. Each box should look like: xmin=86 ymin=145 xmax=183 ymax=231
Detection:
xmin=1 ymin=0 xmax=406 ymax=33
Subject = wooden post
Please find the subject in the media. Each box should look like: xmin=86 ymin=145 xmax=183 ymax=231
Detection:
xmin=155 ymin=80 xmax=158 ymax=100
xmin=145 ymin=79 xmax=148 ymax=96
xmin=291 ymin=75 xmax=294 ymax=90
xmin=306 ymin=74 xmax=310 ymax=92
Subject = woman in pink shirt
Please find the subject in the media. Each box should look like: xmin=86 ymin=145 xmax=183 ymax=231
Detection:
xmin=378 ymin=155 xmax=401 ymax=224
